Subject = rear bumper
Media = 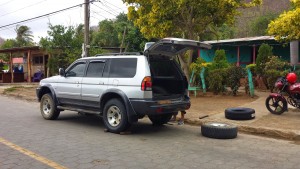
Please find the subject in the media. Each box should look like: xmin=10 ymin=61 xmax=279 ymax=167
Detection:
xmin=130 ymin=96 xmax=190 ymax=116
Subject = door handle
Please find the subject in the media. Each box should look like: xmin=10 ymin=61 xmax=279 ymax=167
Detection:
xmin=99 ymin=82 xmax=104 ymax=85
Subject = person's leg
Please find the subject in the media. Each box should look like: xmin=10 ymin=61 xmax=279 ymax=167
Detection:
xmin=170 ymin=112 xmax=178 ymax=122
xmin=178 ymin=111 xmax=186 ymax=125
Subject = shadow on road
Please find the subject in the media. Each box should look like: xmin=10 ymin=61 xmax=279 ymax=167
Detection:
xmin=54 ymin=112 xmax=192 ymax=136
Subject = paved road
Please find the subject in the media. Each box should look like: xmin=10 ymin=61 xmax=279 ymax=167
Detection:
xmin=0 ymin=95 xmax=300 ymax=169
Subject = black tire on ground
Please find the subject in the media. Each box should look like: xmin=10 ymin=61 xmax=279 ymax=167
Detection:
xmin=103 ymin=99 xmax=130 ymax=133
xmin=265 ymin=96 xmax=287 ymax=115
xmin=225 ymin=107 xmax=255 ymax=120
xmin=40 ymin=93 xmax=60 ymax=120
xmin=201 ymin=122 xmax=238 ymax=139
xmin=148 ymin=113 xmax=173 ymax=125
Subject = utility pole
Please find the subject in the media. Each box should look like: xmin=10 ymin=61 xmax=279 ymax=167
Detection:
xmin=120 ymin=26 xmax=126 ymax=53
xmin=84 ymin=0 xmax=90 ymax=57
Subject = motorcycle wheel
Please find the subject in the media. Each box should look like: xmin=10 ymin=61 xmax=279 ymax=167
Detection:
xmin=265 ymin=96 xmax=287 ymax=115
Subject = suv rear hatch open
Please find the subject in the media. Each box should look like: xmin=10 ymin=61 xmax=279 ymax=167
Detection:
xmin=144 ymin=38 xmax=211 ymax=99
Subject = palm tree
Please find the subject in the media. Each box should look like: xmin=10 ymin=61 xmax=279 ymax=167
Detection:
xmin=15 ymin=25 xmax=34 ymax=47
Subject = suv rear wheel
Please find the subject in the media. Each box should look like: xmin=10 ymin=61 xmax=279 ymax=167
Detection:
xmin=103 ymin=99 xmax=130 ymax=133
xmin=148 ymin=114 xmax=173 ymax=125
xmin=40 ymin=93 xmax=60 ymax=120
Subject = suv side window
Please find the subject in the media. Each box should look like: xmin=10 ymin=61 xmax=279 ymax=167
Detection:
xmin=86 ymin=60 xmax=106 ymax=77
xmin=109 ymin=58 xmax=137 ymax=78
xmin=66 ymin=62 xmax=86 ymax=77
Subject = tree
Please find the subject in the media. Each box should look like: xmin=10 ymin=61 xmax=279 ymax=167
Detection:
xmin=124 ymin=0 xmax=261 ymax=79
xmin=40 ymin=24 xmax=102 ymax=75
xmin=250 ymin=13 xmax=278 ymax=36
xmin=92 ymin=20 xmax=119 ymax=47
xmin=0 ymin=39 xmax=18 ymax=61
xmin=91 ymin=13 xmax=147 ymax=52
xmin=15 ymin=25 xmax=34 ymax=46
xmin=268 ymin=0 xmax=300 ymax=41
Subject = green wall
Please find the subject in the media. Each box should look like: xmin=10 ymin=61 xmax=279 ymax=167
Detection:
xmin=200 ymin=40 xmax=292 ymax=66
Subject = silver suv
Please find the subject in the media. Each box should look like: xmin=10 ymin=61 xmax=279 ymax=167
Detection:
xmin=36 ymin=38 xmax=211 ymax=133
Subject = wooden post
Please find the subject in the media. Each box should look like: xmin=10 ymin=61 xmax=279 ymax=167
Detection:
xmin=27 ymin=50 xmax=31 ymax=82
xmin=237 ymin=46 xmax=240 ymax=66
xmin=47 ymin=54 xmax=51 ymax=77
xmin=10 ymin=52 xmax=13 ymax=83
xmin=253 ymin=45 xmax=256 ymax=64
xmin=198 ymin=49 xmax=201 ymax=58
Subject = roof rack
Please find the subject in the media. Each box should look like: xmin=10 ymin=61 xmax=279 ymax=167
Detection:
xmin=95 ymin=52 xmax=143 ymax=56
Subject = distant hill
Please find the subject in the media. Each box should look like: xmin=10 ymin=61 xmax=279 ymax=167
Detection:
xmin=234 ymin=0 xmax=291 ymax=38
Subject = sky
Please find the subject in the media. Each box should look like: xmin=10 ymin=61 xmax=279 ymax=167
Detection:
xmin=0 ymin=0 xmax=128 ymax=43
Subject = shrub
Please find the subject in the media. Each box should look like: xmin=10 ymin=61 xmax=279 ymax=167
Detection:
xmin=256 ymin=43 xmax=273 ymax=75
xmin=211 ymin=49 xmax=229 ymax=69
xmin=246 ymin=64 xmax=257 ymax=76
xmin=207 ymin=69 xmax=227 ymax=94
xmin=264 ymin=56 xmax=289 ymax=92
xmin=205 ymin=49 xmax=230 ymax=94
xmin=190 ymin=57 xmax=207 ymax=75
xmin=226 ymin=65 xmax=246 ymax=96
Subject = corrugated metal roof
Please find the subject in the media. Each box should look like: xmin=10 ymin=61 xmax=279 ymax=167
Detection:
xmin=0 ymin=46 xmax=40 ymax=53
xmin=203 ymin=36 xmax=275 ymax=44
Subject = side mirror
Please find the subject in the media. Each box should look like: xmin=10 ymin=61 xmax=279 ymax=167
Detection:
xmin=59 ymin=68 xmax=65 ymax=76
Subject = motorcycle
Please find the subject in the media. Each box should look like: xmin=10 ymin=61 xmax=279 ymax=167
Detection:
xmin=265 ymin=72 xmax=300 ymax=115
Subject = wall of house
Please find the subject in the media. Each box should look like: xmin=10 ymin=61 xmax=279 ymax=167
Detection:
xmin=200 ymin=40 xmax=292 ymax=67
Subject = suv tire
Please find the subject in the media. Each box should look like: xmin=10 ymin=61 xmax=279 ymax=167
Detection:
xmin=40 ymin=93 xmax=60 ymax=120
xmin=201 ymin=122 xmax=237 ymax=139
xmin=148 ymin=114 xmax=173 ymax=125
xmin=103 ymin=99 xmax=130 ymax=133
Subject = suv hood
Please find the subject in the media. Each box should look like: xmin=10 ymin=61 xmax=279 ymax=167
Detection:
xmin=144 ymin=37 xmax=211 ymax=57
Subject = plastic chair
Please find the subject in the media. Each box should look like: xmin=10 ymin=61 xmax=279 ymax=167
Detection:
xmin=32 ymin=71 xmax=44 ymax=82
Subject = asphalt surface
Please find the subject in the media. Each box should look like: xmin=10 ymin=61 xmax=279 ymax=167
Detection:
xmin=0 ymin=95 xmax=300 ymax=169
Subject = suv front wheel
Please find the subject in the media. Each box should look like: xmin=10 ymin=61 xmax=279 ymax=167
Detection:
xmin=40 ymin=93 xmax=60 ymax=120
xmin=103 ymin=99 xmax=130 ymax=133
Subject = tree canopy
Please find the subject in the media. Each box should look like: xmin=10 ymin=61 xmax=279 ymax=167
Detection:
xmin=91 ymin=13 xmax=147 ymax=52
xmin=124 ymin=0 xmax=261 ymax=40
xmin=268 ymin=0 xmax=300 ymax=41
xmin=124 ymin=0 xmax=261 ymax=79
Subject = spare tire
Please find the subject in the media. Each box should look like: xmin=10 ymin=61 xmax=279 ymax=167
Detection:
xmin=225 ymin=107 xmax=255 ymax=120
xmin=201 ymin=122 xmax=237 ymax=139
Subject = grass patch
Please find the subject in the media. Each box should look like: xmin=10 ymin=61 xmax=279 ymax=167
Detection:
xmin=3 ymin=86 xmax=24 ymax=94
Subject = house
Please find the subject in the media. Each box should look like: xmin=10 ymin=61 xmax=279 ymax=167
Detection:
xmin=0 ymin=46 xmax=49 ymax=83
xmin=0 ymin=46 xmax=126 ymax=83
xmin=200 ymin=36 xmax=298 ymax=67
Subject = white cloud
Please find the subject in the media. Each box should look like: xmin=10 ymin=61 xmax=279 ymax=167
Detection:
xmin=0 ymin=0 xmax=127 ymax=43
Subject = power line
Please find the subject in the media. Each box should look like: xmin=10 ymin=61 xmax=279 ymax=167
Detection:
xmin=0 ymin=6 xmax=81 ymax=33
xmin=0 ymin=0 xmax=17 ymax=7
xmin=93 ymin=3 xmax=118 ymax=17
xmin=101 ymin=0 xmax=124 ymax=11
xmin=0 ymin=1 xmax=95 ymax=30
xmin=0 ymin=0 xmax=47 ymax=18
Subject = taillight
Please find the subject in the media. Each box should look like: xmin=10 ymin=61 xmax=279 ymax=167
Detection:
xmin=141 ymin=76 xmax=152 ymax=91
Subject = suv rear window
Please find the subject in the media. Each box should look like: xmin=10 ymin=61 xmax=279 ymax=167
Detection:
xmin=109 ymin=58 xmax=137 ymax=78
